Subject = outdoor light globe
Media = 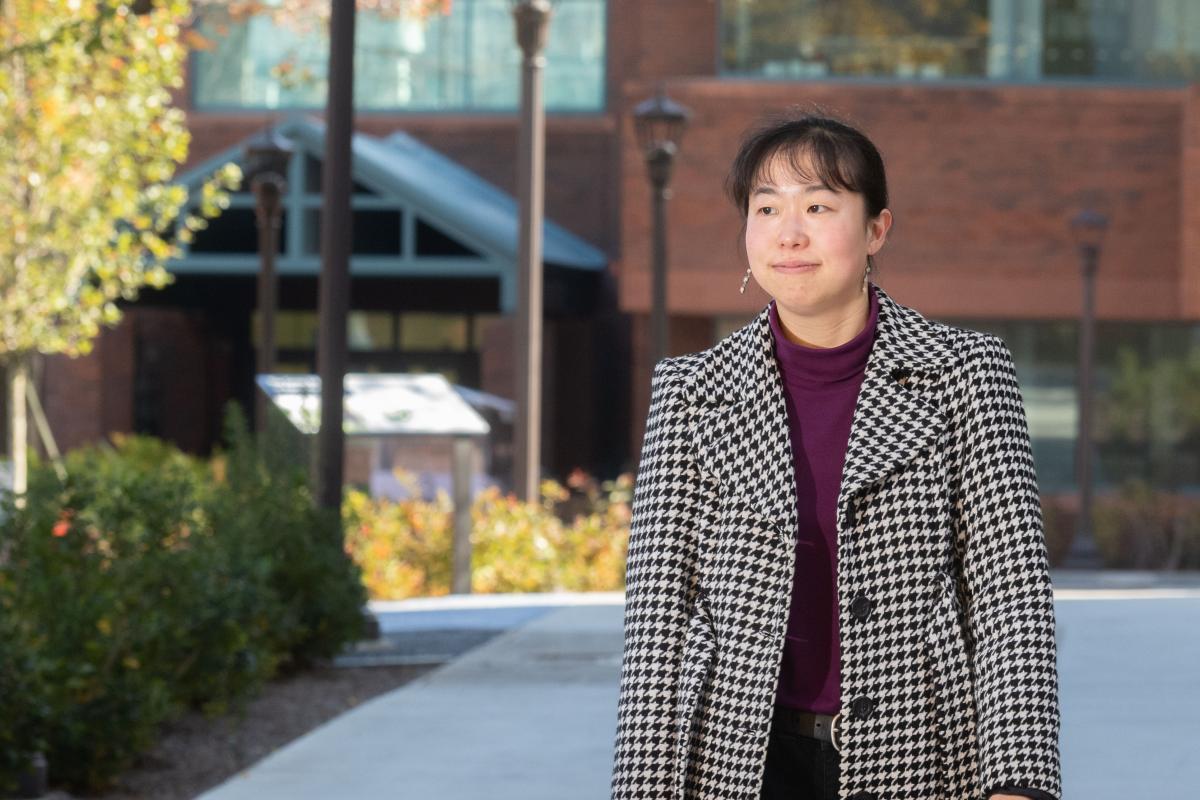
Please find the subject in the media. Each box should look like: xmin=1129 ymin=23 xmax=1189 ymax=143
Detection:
xmin=633 ymin=87 xmax=692 ymax=157
xmin=243 ymin=127 xmax=296 ymax=185
xmin=1070 ymin=208 xmax=1109 ymax=254
xmin=511 ymin=0 xmax=552 ymax=57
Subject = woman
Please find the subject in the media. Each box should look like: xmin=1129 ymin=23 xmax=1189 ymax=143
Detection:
xmin=609 ymin=112 xmax=1062 ymax=800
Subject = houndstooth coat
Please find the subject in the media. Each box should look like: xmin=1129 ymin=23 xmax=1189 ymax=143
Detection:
xmin=610 ymin=283 xmax=1062 ymax=800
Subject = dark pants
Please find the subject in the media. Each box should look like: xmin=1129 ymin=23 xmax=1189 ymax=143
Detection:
xmin=759 ymin=726 xmax=841 ymax=800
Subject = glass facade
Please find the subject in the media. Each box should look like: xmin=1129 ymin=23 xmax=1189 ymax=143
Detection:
xmin=712 ymin=314 xmax=1200 ymax=492
xmin=951 ymin=318 xmax=1200 ymax=494
xmin=721 ymin=0 xmax=1200 ymax=83
xmin=192 ymin=0 xmax=607 ymax=111
xmin=251 ymin=310 xmax=482 ymax=386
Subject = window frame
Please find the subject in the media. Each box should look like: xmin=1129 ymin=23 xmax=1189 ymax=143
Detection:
xmin=186 ymin=0 xmax=610 ymax=115
xmin=713 ymin=0 xmax=1200 ymax=89
xmin=175 ymin=145 xmax=491 ymax=273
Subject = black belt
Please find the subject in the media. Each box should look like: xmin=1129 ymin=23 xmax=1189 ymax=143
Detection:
xmin=771 ymin=704 xmax=843 ymax=753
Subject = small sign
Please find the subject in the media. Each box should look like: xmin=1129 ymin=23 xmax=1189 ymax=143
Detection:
xmin=256 ymin=373 xmax=490 ymax=437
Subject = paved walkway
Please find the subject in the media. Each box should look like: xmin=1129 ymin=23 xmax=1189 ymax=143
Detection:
xmin=198 ymin=572 xmax=1200 ymax=800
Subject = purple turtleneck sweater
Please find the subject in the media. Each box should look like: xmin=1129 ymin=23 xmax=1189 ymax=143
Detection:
xmin=769 ymin=287 xmax=879 ymax=715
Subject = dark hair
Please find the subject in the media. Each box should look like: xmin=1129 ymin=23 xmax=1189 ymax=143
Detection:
xmin=724 ymin=108 xmax=890 ymax=225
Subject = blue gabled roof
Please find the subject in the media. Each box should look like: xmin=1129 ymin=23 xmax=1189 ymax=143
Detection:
xmin=377 ymin=130 xmax=607 ymax=271
xmin=174 ymin=114 xmax=607 ymax=271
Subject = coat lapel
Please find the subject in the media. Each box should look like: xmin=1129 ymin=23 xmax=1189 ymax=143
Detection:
xmin=693 ymin=284 xmax=958 ymax=543
xmin=692 ymin=300 xmax=796 ymax=539
xmin=838 ymin=286 xmax=957 ymax=512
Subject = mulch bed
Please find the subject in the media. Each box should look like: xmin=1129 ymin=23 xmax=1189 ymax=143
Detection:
xmin=43 ymin=662 xmax=437 ymax=800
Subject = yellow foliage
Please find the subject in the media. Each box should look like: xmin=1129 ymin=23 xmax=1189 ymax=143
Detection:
xmin=0 ymin=0 xmax=241 ymax=359
xmin=343 ymin=469 xmax=634 ymax=600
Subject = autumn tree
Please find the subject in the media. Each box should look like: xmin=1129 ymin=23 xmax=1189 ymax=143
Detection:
xmin=0 ymin=0 xmax=241 ymax=495
xmin=0 ymin=0 xmax=455 ymax=497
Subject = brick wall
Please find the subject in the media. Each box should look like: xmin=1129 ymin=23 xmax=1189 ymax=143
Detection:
xmin=617 ymin=79 xmax=1193 ymax=322
xmin=54 ymin=4 xmax=1200 ymax=478
xmin=40 ymin=308 xmax=225 ymax=458
xmin=1182 ymin=83 xmax=1200 ymax=319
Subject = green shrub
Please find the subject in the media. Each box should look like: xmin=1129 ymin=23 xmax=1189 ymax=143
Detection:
xmin=1039 ymin=495 xmax=1075 ymax=568
xmin=1092 ymin=479 xmax=1200 ymax=569
xmin=0 ymin=434 xmax=275 ymax=790
xmin=0 ymin=404 xmax=367 ymax=793
xmin=0 ymin=601 xmax=49 ymax=796
xmin=210 ymin=406 xmax=366 ymax=670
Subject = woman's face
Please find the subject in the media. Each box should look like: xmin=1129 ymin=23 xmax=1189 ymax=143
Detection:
xmin=744 ymin=149 xmax=891 ymax=319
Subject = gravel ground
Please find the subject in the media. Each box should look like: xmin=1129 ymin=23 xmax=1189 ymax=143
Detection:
xmin=43 ymin=662 xmax=437 ymax=800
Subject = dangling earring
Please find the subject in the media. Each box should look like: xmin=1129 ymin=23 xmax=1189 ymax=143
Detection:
xmin=862 ymin=258 xmax=872 ymax=293
xmin=739 ymin=266 xmax=752 ymax=294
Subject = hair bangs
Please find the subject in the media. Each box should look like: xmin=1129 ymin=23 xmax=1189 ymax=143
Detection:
xmin=725 ymin=110 xmax=888 ymax=223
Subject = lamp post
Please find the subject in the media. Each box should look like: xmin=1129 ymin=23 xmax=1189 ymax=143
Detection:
xmin=633 ymin=86 xmax=691 ymax=372
xmin=244 ymin=127 xmax=294 ymax=433
xmin=1067 ymin=208 xmax=1108 ymax=568
xmin=315 ymin=0 xmax=355 ymax=512
xmin=510 ymin=0 xmax=552 ymax=505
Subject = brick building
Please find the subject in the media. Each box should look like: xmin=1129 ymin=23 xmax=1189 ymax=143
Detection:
xmin=35 ymin=1 xmax=1200 ymax=493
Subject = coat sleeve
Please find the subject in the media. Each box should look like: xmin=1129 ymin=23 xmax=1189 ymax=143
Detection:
xmin=610 ymin=358 xmax=703 ymax=800
xmin=952 ymin=334 xmax=1063 ymax=800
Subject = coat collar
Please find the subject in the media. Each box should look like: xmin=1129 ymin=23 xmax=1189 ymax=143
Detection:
xmin=691 ymin=283 xmax=958 ymax=541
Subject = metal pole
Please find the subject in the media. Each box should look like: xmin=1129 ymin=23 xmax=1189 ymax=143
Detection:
xmin=8 ymin=357 xmax=26 ymax=505
xmin=512 ymin=1 xmax=551 ymax=504
xmin=648 ymin=146 xmax=673 ymax=369
xmin=316 ymin=0 xmax=355 ymax=511
xmin=1071 ymin=245 xmax=1102 ymax=567
xmin=253 ymin=174 xmax=284 ymax=432
xmin=452 ymin=435 xmax=473 ymax=594
xmin=650 ymin=173 xmax=666 ymax=367
xmin=646 ymin=144 xmax=677 ymax=373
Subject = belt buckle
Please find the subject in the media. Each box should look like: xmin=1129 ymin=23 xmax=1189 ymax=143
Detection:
xmin=830 ymin=711 xmax=843 ymax=754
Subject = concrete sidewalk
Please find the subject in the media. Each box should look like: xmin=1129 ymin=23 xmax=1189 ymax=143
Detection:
xmin=198 ymin=573 xmax=1200 ymax=800
xmin=198 ymin=595 xmax=624 ymax=800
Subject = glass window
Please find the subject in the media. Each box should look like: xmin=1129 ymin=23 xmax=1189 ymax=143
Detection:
xmin=937 ymin=318 xmax=1200 ymax=492
xmin=192 ymin=0 xmax=607 ymax=111
xmin=352 ymin=210 xmax=404 ymax=255
xmin=349 ymin=312 xmax=396 ymax=351
xmin=251 ymin=311 xmax=320 ymax=349
xmin=190 ymin=207 xmax=285 ymax=254
xmin=277 ymin=311 xmax=321 ymax=349
xmin=274 ymin=361 xmax=313 ymax=374
xmin=253 ymin=311 xmax=397 ymax=352
xmin=302 ymin=209 xmax=406 ymax=256
xmin=415 ymin=218 xmax=479 ymax=257
xmin=401 ymin=313 xmax=469 ymax=351
xmin=471 ymin=313 xmax=503 ymax=350
xmin=721 ymin=0 xmax=990 ymax=80
xmin=720 ymin=0 xmax=1200 ymax=83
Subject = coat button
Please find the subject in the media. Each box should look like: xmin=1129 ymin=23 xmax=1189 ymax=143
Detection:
xmin=850 ymin=696 xmax=876 ymax=719
xmin=850 ymin=594 xmax=873 ymax=621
